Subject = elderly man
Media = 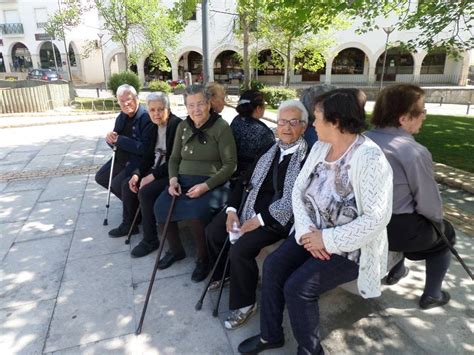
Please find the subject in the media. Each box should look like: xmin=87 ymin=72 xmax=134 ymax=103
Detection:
xmin=122 ymin=93 xmax=181 ymax=256
xmin=95 ymin=84 xmax=153 ymax=236
xmin=206 ymin=82 xmax=226 ymax=114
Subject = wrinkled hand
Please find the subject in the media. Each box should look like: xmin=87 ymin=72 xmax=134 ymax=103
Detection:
xmin=128 ymin=174 xmax=139 ymax=193
xmin=186 ymin=183 xmax=209 ymax=198
xmin=226 ymin=211 xmax=240 ymax=233
xmin=240 ymin=216 xmax=260 ymax=235
xmin=168 ymin=177 xmax=181 ymax=196
xmin=301 ymin=226 xmax=331 ymax=260
xmin=140 ymin=174 xmax=155 ymax=189
xmin=106 ymin=131 xmax=118 ymax=145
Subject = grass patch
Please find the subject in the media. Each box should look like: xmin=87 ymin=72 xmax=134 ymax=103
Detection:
xmin=73 ymin=97 xmax=119 ymax=111
xmin=414 ymin=114 xmax=474 ymax=173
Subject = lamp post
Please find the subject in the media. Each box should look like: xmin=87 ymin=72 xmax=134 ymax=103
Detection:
xmin=98 ymin=33 xmax=108 ymax=91
xmin=379 ymin=26 xmax=395 ymax=90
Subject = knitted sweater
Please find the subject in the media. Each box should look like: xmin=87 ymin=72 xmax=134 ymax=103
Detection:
xmin=292 ymin=136 xmax=393 ymax=298
xmin=168 ymin=116 xmax=237 ymax=190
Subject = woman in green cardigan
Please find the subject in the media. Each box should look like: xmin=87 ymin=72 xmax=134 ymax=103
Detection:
xmin=154 ymin=84 xmax=237 ymax=282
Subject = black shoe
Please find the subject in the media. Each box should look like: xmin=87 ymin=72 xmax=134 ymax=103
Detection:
xmin=238 ymin=334 xmax=284 ymax=354
xmin=158 ymin=251 xmax=186 ymax=269
xmin=384 ymin=266 xmax=409 ymax=286
xmin=108 ymin=224 xmax=139 ymax=238
xmin=419 ymin=290 xmax=450 ymax=310
xmin=191 ymin=259 xmax=210 ymax=282
xmin=131 ymin=241 xmax=159 ymax=258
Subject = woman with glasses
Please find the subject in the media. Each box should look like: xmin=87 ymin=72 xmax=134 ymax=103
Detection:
xmin=366 ymin=84 xmax=454 ymax=309
xmin=206 ymin=99 xmax=308 ymax=330
xmin=238 ymin=89 xmax=393 ymax=354
xmin=153 ymin=84 xmax=237 ymax=282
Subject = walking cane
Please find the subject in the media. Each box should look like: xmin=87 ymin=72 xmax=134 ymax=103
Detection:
xmin=195 ymin=182 xmax=253 ymax=313
xmin=136 ymin=195 xmax=177 ymax=335
xmin=125 ymin=150 xmax=167 ymax=245
xmin=430 ymin=219 xmax=473 ymax=280
xmin=103 ymin=145 xmax=117 ymax=226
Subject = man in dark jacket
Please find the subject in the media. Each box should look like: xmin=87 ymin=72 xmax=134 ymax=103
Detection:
xmin=113 ymin=92 xmax=181 ymax=257
xmin=95 ymin=84 xmax=153 ymax=200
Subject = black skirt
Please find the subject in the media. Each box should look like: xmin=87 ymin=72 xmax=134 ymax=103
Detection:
xmin=387 ymin=213 xmax=455 ymax=260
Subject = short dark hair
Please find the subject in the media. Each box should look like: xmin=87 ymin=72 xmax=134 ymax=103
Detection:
xmin=314 ymin=89 xmax=367 ymax=134
xmin=183 ymin=84 xmax=210 ymax=105
xmin=236 ymin=90 xmax=265 ymax=117
xmin=299 ymin=84 xmax=337 ymax=124
xmin=371 ymin=84 xmax=425 ymax=128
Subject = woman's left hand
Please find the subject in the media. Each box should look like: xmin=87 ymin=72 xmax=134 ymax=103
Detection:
xmin=301 ymin=226 xmax=331 ymax=260
xmin=186 ymin=183 xmax=210 ymax=198
xmin=239 ymin=217 xmax=260 ymax=235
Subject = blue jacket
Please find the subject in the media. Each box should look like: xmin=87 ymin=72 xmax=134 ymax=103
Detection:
xmin=112 ymin=105 xmax=153 ymax=176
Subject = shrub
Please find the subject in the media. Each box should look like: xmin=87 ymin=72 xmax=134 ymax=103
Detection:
xmin=173 ymin=83 xmax=186 ymax=93
xmin=148 ymin=80 xmax=172 ymax=93
xmin=240 ymin=79 xmax=265 ymax=93
xmin=261 ymin=87 xmax=297 ymax=108
xmin=108 ymin=71 xmax=141 ymax=97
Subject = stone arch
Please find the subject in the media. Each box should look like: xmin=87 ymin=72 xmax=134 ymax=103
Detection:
xmin=331 ymin=42 xmax=373 ymax=71
xmin=293 ymin=48 xmax=326 ymax=81
xmin=213 ymin=49 xmax=243 ymax=83
xmin=257 ymin=49 xmax=284 ymax=76
xmin=10 ymin=42 xmax=33 ymax=72
xmin=375 ymin=46 xmax=415 ymax=81
xmin=38 ymin=41 xmax=62 ymax=69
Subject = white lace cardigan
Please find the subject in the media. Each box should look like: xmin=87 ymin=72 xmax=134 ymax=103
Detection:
xmin=292 ymin=136 xmax=393 ymax=298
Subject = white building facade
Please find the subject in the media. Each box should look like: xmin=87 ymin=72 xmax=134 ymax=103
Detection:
xmin=0 ymin=0 xmax=471 ymax=86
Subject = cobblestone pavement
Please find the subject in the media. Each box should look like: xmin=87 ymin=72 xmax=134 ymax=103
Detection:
xmin=0 ymin=109 xmax=472 ymax=354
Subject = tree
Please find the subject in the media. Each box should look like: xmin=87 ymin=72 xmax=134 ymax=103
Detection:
xmin=95 ymin=0 xmax=180 ymax=71
xmin=262 ymin=1 xmax=473 ymax=56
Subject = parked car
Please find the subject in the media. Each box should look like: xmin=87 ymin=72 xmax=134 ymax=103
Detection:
xmin=27 ymin=69 xmax=62 ymax=81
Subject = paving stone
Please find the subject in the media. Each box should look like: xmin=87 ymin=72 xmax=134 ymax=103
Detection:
xmin=0 ymin=182 xmax=6 ymax=192
xmin=0 ymin=299 xmax=55 ymax=355
xmin=37 ymin=144 xmax=71 ymax=156
xmin=80 ymin=179 xmax=121 ymax=213
xmin=23 ymin=154 xmax=63 ymax=172
xmin=16 ymin=198 xmax=81 ymax=242
xmin=39 ymin=175 xmax=88 ymax=202
xmin=132 ymin=274 xmax=233 ymax=354
xmin=0 ymin=222 xmax=22 ymax=261
xmin=0 ymin=151 xmax=37 ymax=166
xmin=0 ymin=190 xmax=42 ymax=223
xmin=0 ymin=237 xmax=70 ymax=308
xmin=13 ymin=145 xmax=43 ymax=153
xmin=4 ymin=177 xmax=50 ymax=193
xmin=44 ymin=252 xmax=135 ymax=353
xmin=47 ymin=334 xmax=142 ymax=355
xmin=68 ymin=211 xmax=128 ymax=261
xmin=0 ymin=162 xmax=28 ymax=175
xmin=59 ymin=156 xmax=95 ymax=169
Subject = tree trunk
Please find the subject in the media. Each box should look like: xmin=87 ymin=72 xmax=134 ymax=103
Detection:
xmin=124 ymin=43 xmax=129 ymax=71
xmin=284 ymin=39 xmax=291 ymax=87
xmin=242 ymin=13 xmax=251 ymax=90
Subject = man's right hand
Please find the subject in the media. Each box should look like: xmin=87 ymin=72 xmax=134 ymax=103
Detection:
xmin=168 ymin=177 xmax=181 ymax=196
xmin=225 ymin=211 xmax=240 ymax=233
xmin=106 ymin=131 xmax=118 ymax=145
xmin=128 ymin=175 xmax=139 ymax=193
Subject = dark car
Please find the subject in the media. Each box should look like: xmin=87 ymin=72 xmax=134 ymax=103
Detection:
xmin=27 ymin=69 xmax=62 ymax=81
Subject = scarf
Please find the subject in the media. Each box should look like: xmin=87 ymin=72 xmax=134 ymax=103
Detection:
xmin=240 ymin=137 xmax=307 ymax=227
xmin=185 ymin=112 xmax=219 ymax=145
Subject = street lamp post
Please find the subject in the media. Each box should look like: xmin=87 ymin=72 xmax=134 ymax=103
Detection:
xmin=380 ymin=26 xmax=395 ymax=90
xmin=98 ymin=33 xmax=108 ymax=91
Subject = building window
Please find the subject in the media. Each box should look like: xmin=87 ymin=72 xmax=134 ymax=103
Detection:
xmin=257 ymin=49 xmax=284 ymax=76
xmin=376 ymin=47 xmax=414 ymax=75
xmin=332 ymin=48 xmax=366 ymax=74
xmin=68 ymin=43 xmax=77 ymax=67
xmin=421 ymin=50 xmax=446 ymax=74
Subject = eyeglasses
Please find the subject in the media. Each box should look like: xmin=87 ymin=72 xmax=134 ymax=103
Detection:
xmin=277 ymin=118 xmax=304 ymax=127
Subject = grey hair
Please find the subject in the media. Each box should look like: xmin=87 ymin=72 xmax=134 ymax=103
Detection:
xmin=116 ymin=84 xmax=138 ymax=98
xmin=183 ymin=84 xmax=211 ymax=105
xmin=299 ymin=84 xmax=337 ymax=123
xmin=277 ymin=99 xmax=309 ymax=124
xmin=146 ymin=92 xmax=170 ymax=109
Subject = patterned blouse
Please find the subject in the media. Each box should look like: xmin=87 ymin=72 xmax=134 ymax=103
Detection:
xmin=304 ymin=135 xmax=364 ymax=262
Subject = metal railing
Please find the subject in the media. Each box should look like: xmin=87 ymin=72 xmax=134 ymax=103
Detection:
xmin=36 ymin=22 xmax=47 ymax=29
xmin=0 ymin=23 xmax=24 ymax=34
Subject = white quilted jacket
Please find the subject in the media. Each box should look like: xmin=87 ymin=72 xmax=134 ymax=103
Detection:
xmin=293 ymin=136 xmax=393 ymax=298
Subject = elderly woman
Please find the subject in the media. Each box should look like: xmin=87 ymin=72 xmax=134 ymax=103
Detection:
xmin=230 ymin=89 xmax=276 ymax=181
xmin=154 ymin=84 xmax=237 ymax=282
xmin=365 ymin=84 xmax=454 ymax=309
xmin=238 ymin=89 xmax=393 ymax=354
xmin=206 ymin=99 xmax=308 ymax=330
xmin=206 ymin=82 xmax=226 ymax=114
xmin=116 ymin=92 xmax=181 ymax=257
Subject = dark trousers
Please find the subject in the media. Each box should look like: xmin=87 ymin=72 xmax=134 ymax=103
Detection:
xmin=121 ymin=176 xmax=168 ymax=245
xmin=261 ymin=236 xmax=359 ymax=355
xmin=206 ymin=209 xmax=284 ymax=310
xmin=94 ymin=158 xmax=128 ymax=200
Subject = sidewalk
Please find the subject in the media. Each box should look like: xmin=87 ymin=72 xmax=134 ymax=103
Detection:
xmin=0 ymin=107 xmax=473 ymax=354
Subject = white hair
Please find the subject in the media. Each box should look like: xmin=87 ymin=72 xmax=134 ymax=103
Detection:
xmin=277 ymin=99 xmax=309 ymax=124
xmin=116 ymin=84 xmax=138 ymax=98
xmin=146 ymin=92 xmax=170 ymax=109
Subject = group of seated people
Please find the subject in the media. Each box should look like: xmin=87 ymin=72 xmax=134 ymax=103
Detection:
xmin=95 ymin=82 xmax=455 ymax=354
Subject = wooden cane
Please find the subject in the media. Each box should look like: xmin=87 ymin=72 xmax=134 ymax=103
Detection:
xmin=135 ymin=195 xmax=177 ymax=335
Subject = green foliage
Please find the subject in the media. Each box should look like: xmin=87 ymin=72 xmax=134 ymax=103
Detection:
xmin=261 ymin=87 xmax=297 ymax=108
xmin=239 ymin=79 xmax=265 ymax=93
xmin=174 ymin=83 xmax=186 ymax=92
xmin=148 ymin=80 xmax=172 ymax=93
xmin=108 ymin=71 xmax=141 ymax=96
xmin=44 ymin=0 xmax=85 ymax=40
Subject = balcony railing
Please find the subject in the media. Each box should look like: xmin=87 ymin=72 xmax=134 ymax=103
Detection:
xmin=0 ymin=23 xmax=24 ymax=35
xmin=37 ymin=22 xmax=47 ymax=29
